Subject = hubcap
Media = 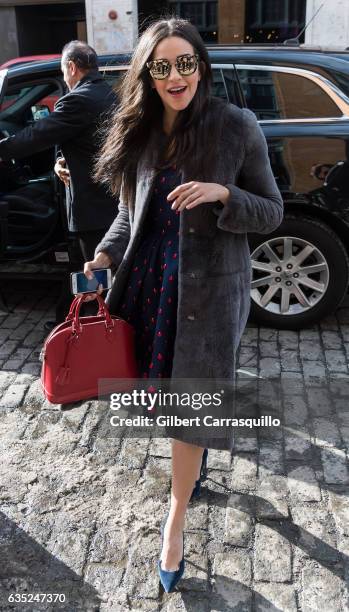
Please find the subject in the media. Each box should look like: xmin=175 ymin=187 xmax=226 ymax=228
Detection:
xmin=250 ymin=236 xmax=329 ymax=315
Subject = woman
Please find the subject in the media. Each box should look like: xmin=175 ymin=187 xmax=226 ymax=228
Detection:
xmin=85 ymin=17 xmax=283 ymax=592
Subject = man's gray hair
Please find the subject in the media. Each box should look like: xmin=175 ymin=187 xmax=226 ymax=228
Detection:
xmin=61 ymin=40 xmax=98 ymax=70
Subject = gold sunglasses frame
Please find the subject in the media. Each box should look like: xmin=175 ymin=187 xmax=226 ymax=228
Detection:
xmin=146 ymin=53 xmax=200 ymax=80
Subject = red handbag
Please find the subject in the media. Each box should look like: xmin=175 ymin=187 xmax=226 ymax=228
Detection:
xmin=41 ymin=294 xmax=138 ymax=404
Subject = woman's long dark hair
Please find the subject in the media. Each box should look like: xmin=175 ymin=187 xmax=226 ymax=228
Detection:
xmin=95 ymin=17 xmax=221 ymax=205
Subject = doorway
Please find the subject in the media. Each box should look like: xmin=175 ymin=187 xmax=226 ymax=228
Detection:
xmin=15 ymin=3 xmax=87 ymax=55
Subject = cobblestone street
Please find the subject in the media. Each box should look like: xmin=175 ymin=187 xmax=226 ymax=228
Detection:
xmin=0 ymin=281 xmax=348 ymax=611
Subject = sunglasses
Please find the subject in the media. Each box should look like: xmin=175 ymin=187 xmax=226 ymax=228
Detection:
xmin=146 ymin=53 xmax=199 ymax=80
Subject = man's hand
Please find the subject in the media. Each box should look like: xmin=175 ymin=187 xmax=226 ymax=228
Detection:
xmin=54 ymin=157 xmax=70 ymax=186
xmin=167 ymin=182 xmax=230 ymax=211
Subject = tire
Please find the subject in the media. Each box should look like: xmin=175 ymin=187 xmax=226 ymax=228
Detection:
xmin=248 ymin=215 xmax=349 ymax=330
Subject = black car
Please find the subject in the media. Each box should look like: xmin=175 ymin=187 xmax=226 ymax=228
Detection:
xmin=1 ymin=45 xmax=349 ymax=330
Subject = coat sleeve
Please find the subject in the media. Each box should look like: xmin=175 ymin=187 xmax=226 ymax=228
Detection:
xmin=0 ymin=93 xmax=93 ymax=160
xmin=94 ymin=185 xmax=131 ymax=267
xmin=215 ymin=108 xmax=283 ymax=234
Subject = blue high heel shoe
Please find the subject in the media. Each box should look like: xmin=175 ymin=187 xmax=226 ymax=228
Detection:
xmin=158 ymin=516 xmax=185 ymax=593
xmin=190 ymin=448 xmax=208 ymax=500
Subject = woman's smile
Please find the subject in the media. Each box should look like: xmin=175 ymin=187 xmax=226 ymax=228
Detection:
xmin=167 ymin=85 xmax=187 ymax=96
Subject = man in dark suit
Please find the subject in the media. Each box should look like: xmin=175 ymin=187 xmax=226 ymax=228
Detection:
xmin=0 ymin=41 xmax=118 ymax=324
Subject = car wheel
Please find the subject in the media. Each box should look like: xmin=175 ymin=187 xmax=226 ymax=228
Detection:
xmin=248 ymin=215 xmax=349 ymax=330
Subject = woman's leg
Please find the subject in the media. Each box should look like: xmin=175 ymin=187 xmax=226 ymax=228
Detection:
xmin=160 ymin=439 xmax=205 ymax=571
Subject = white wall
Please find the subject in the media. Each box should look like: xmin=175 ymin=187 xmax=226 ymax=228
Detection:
xmin=305 ymin=0 xmax=349 ymax=48
xmin=85 ymin=0 xmax=138 ymax=54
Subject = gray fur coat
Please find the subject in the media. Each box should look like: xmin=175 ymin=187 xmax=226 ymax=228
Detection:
xmin=95 ymin=100 xmax=283 ymax=382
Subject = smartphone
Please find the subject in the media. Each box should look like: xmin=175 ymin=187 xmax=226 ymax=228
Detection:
xmin=70 ymin=268 xmax=112 ymax=294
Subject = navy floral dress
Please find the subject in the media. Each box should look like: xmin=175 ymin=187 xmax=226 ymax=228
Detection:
xmin=118 ymin=166 xmax=181 ymax=379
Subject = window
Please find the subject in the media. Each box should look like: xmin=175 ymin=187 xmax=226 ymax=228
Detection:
xmin=249 ymin=0 xmax=304 ymax=27
xmin=263 ymin=0 xmax=286 ymax=24
xmin=206 ymin=2 xmax=217 ymax=27
xmin=289 ymin=0 xmax=306 ymax=26
xmin=238 ymin=68 xmax=342 ymax=121
xmin=100 ymin=69 xmax=126 ymax=95
xmin=211 ymin=69 xmax=228 ymax=101
xmin=182 ymin=2 xmax=205 ymax=27
xmin=0 ymin=82 xmax=61 ymax=117
xmin=212 ymin=69 xmax=240 ymax=104
xmin=0 ymin=86 xmax=32 ymax=113
xmin=169 ymin=1 xmax=217 ymax=41
xmin=245 ymin=0 xmax=306 ymax=43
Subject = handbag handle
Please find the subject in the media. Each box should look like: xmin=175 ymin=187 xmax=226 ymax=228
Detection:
xmin=93 ymin=294 xmax=113 ymax=322
xmin=65 ymin=295 xmax=81 ymax=321
xmin=65 ymin=293 xmax=106 ymax=322
xmin=72 ymin=294 xmax=114 ymax=334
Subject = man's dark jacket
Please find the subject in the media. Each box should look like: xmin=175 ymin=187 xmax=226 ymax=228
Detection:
xmin=0 ymin=70 xmax=117 ymax=232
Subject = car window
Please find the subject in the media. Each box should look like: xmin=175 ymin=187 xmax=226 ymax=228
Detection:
xmin=0 ymin=86 xmax=32 ymax=112
xmin=220 ymin=69 xmax=241 ymax=105
xmin=100 ymin=69 xmax=126 ymax=96
xmin=211 ymin=68 xmax=228 ymax=100
xmin=237 ymin=68 xmax=342 ymax=120
xmin=0 ymin=82 xmax=61 ymax=117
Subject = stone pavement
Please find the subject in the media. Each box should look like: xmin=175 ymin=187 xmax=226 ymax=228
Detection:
xmin=0 ymin=280 xmax=349 ymax=611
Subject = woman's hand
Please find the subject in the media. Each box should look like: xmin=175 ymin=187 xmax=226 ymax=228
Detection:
xmin=167 ymin=182 xmax=230 ymax=211
xmin=77 ymin=251 xmax=112 ymax=302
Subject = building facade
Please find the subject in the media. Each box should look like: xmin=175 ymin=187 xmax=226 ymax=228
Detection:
xmin=0 ymin=0 xmax=87 ymax=64
xmin=61 ymin=0 xmax=349 ymax=53
xmin=0 ymin=0 xmax=348 ymax=66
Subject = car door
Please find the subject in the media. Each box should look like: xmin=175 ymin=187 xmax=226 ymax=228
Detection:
xmin=232 ymin=63 xmax=349 ymax=329
xmin=0 ymin=74 xmax=66 ymax=260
